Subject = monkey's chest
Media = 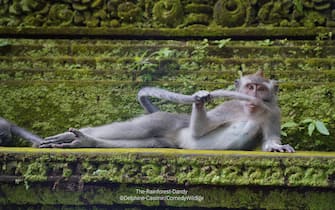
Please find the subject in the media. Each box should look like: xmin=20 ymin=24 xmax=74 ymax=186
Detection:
xmin=179 ymin=120 xmax=261 ymax=150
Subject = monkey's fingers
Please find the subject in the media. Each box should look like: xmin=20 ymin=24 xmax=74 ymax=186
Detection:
xmin=281 ymin=144 xmax=295 ymax=153
xmin=69 ymin=128 xmax=86 ymax=138
xmin=44 ymin=140 xmax=81 ymax=148
xmin=39 ymin=141 xmax=80 ymax=148
xmin=40 ymin=132 xmax=76 ymax=147
xmin=193 ymin=91 xmax=212 ymax=104
xmin=270 ymin=144 xmax=295 ymax=153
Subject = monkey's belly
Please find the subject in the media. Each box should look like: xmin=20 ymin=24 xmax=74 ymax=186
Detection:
xmin=177 ymin=121 xmax=260 ymax=150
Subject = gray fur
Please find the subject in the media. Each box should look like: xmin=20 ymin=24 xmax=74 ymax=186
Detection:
xmin=40 ymin=74 xmax=295 ymax=153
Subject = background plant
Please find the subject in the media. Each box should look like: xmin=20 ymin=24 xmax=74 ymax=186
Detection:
xmin=281 ymin=119 xmax=330 ymax=137
xmin=131 ymin=48 xmax=177 ymax=82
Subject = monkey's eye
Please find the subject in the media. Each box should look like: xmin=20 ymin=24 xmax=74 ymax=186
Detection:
xmin=257 ymin=86 xmax=266 ymax=91
xmin=246 ymin=84 xmax=254 ymax=90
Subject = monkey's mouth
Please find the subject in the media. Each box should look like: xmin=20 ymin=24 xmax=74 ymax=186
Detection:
xmin=246 ymin=102 xmax=257 ymax=111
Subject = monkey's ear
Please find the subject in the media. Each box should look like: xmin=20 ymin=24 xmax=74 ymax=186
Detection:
xmin=255 ymin=69 xmax=264 ymax=77
xmin=234 ymin=79 xmax=240 ymax=89
xmin=270 ymin=80 xmax=279 ymax=93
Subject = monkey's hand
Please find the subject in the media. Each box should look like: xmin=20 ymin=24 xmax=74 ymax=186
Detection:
xmin=39 ymin=128 xmax=96 ymax=148
xmin=193 ymin=90 xmax=212 ymax=105
xmin=263 ymin=142 xmax=295 ymax=153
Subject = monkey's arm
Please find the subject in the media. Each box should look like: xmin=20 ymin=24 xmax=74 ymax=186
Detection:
xmin=189 ymin=91 xmax=213 ymax=137
xmin=189 ymin=91 xmax=244 ymax=137
xmin=261 ymin=110 xmax=295 ymax=152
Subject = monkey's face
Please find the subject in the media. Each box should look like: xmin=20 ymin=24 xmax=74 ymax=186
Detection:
xmin=242 ymin=82 xmax=271 ymax=101
xmin=235 ymin=70 xmax=278 ymax=113
xmin=236 ymin=73 xmax=277 ymax=103
xmin=237 ymin=76 xmax=277 ymax=113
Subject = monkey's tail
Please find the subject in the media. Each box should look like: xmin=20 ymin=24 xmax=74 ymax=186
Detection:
xmin=137 ymin=87 xmax=194 ymax=113
xmin=138 ymin=87 xmax=256 ymax=113
xmin=11 ymin=124 xmax=43 ymax=146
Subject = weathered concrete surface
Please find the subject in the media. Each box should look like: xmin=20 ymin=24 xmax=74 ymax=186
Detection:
xmin=0 ymin=148 xmax=334 ymax=209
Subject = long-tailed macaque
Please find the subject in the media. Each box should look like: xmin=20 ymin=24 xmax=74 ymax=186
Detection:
xmin=0 ymin=70 xmax=294 ymax=152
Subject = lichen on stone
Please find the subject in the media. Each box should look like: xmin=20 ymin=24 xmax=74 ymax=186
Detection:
xmin=47 ymin=4 xmax=74 ymax=26
xmin=152 ymin=0 xmax=184 ymax=27
xmin=213 ymin=0 xmax=250 ymax=27
xmin=117 ymin=1 xmax=142 ymax=23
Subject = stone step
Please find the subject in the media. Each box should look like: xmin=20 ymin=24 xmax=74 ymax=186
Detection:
xmin=1 ymin=68 xmax=335 ymax=83
xmin=0 ymin=37 xmax=334 ymax=151
xmin=2 ymin=26 xmax=335 ymax=39
xmin=0 ymin=56 xmax=333 ymax=71
xmin=1 ymin=39 xmax=335 ymax=58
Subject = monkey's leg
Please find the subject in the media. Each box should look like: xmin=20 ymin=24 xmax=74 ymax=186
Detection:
xmin=41 ymin=137 xmax=171 ymax=148
xmin=42 ymin=132 xmax=76 ymax=144
xmin=41 ymin=112 xmax=187 ymax=148
xmin=40 ymin=128 xmax=173 ymax=148
xmin=82 ymin=112 xmax=187 ymax=140
xmin=40 ymin=130 xmax=93 ymax=148
xmin=96 ymin=138 xmax=173 ymax=148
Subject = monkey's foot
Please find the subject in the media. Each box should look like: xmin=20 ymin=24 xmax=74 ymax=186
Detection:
xmin=40 ymin=128 xmax=95 ymax=148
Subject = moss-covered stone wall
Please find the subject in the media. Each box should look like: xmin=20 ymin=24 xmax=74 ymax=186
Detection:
xmin=0 ymin=148 xmax=335 ymax=209
xmin=1 ymin=0 xmax=334 ymax=28
xmin=1 ymin=38 xmax=334 ymax=151
xmin=0 ymin=0 xmax=335 ymax=38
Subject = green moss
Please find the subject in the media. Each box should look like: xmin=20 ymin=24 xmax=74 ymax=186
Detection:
xmin=23 ymin=159 xmax=48 ymax=182
xmin=9 ymin=2 xmax=22 ymax=16
xmin=302 ymin=11 xmax=326 ymax=27
xmin=47 ymin=4 xmax=74 ymax=26
xmin=0 ymin=149 xmax=334 ymax=208
xmin=185 ymin=13 xmax=210 ymax=25
xmin=20 ymin=0 xmax=46 ymax=13
xmin=184 ymin=3 xmax=213 ymax=14
xmin=213 ymin=0 xmax=250 ymax=27
xmin=91 ymin=0 xmax=103 ymax=9
xmin=117 ymin=2 xmax=141 ymax=23
xmin=152 ymin=0 xmax=183 ymax=27
xmin=72 ymin=3 xmax=88 ymax=11
xmin=0 ymin=25 xmax=334 ymax=38
xmin=0 ymin=0 xmax=334 ymax=29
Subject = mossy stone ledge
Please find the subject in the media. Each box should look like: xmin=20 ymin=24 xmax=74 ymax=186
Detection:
xmin=1 ymin=26 xmax=335 ymax=39
xmin=0 ymin=0 xmax=335 ymax=208
xmin=0 ymin=148 xmax=334 ymax=209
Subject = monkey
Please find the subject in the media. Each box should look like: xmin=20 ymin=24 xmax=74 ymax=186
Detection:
xmin=38 ymin=70 xmax=295 ymax=152
xmin=0 ymin=117 xmax=43 ymax=146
